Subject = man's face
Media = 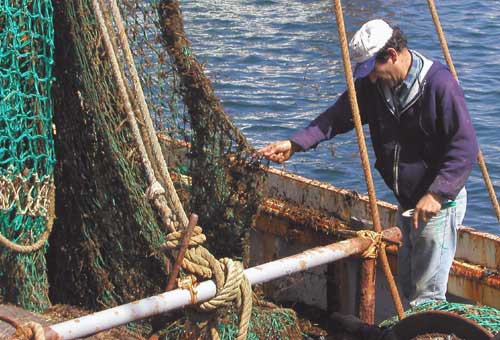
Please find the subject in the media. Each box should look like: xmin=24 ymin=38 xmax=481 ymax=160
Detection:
xmin=368 ymin=48 xmax=403 ymax=88
xmin=369 ymin=58 xmax=400 ymax=87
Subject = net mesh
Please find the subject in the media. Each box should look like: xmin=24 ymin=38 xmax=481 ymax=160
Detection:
xmin=380 ymin=301 xmax=500 ymax=335
xmin=46 ymin=0 xmax=169 ymax=309
xmin=45 ymin=0 xmax=264 ymax=322
xmin=160 ymin=305 xmax=302 ymax=340
xmin=0 ymin=0 xmax=55 ymax=311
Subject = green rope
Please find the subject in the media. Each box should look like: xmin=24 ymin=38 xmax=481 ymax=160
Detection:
xmin=0 ymin=0 xmax=55 ymax=311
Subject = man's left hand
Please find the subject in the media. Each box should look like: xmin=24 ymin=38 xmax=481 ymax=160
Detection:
xmin=413 ymin=192 xmax=442 ymax=229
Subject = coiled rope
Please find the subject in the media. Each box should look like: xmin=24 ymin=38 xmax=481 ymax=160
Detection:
xmin=165 ymin=226 xmax=253 ymax=340
xmin=92 ymin=1 xmax=254 ymax=338
xmin=0 ymin=315 xmax=45 ymax=340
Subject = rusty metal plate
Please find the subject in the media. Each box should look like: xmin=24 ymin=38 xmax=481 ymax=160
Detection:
xmin=391 ymin=310 xmax=492 ymax=340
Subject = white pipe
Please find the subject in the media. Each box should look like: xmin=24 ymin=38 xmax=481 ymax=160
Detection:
xmin=47 ymin=235 xmax=375 ymax=339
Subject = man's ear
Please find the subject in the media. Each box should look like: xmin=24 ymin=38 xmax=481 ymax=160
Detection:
xmin=388 ymin=48 xmax=398 ymax=63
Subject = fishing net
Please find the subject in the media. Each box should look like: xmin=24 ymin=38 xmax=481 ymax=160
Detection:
xmin=46 ymin=0 xmax=169 ymax=309
xmin=157 ymin=0 xmax=264 ymax=261
xmin=160 ymin=305 xmax=301 ymax=340
xmin=380 ymin=301 xmax=500 ymax=335
xmin=0 ymin=0 xmax=55 ymax=311
xmin=0 ymin=0 xmax=297 ymax=336
xmin=47 ymin=0 xmax=264 ymax=322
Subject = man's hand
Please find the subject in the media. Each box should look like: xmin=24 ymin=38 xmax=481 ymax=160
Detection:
xmin=255 ymin=140 xmax=298 ymax=163
xmin=413 ymin=192 xmax=442 ymax=229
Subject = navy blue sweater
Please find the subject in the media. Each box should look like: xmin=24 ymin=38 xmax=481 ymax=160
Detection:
xmin=291 ymin=61 xmax=478 ymax=210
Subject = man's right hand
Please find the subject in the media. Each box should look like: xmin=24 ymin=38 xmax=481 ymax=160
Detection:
xmin=255 ymin=140 xmax=299 ymax=163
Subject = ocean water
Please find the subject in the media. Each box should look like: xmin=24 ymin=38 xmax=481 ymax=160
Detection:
xmin=181 ymin=0 xmax=500 ymax=235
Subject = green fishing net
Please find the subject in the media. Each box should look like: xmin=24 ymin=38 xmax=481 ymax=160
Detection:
xmin=380 ymin=300 xmax=500 ymax=335
xmin=47 ymin=0 xmax=263 ymax=312
xmin=0 ymin=0 xmax=55 ymax=311
xmin=0 ymin=1 xmax=293 ymax=338
xmin=160 ymin=305 xmax=302 ymax=340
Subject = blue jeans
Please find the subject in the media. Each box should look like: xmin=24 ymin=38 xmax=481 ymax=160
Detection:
xmin=396 ymin=188 xmax=467 ymax=306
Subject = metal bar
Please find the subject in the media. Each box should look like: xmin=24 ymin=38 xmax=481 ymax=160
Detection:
xmin=165 ymin=214 xmax=198 ymax=291
xmin=359 ymin=259 xmax=376 ymax=324
xmin=43 ymin=227 xmax=401 ymax=340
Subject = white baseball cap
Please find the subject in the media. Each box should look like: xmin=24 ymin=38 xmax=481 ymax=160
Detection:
xmin=349 ymin=19 xmax=394 ymax=78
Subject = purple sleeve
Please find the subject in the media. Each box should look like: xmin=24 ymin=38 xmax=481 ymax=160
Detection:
xmin=428 ymin=74 xmax=478 ymax=200
xmin=290 ymin=80 xmax=368 ymax=151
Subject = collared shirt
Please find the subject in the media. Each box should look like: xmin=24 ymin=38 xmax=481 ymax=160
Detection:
xmin=394 ymin=50 xmax=423 ymax=111
xmin=380 ymin=50 xmax=425 ymax=115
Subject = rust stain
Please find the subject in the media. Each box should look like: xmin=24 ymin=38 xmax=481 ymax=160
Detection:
xmin=259 ymin=197 xmax=348 ymax=237
xmin=460 ymin=226 xmax=500 ymax=242
xmin=298 ymin=260 xmax=307 ymax=270
xmin=451 ymin=260 xmax=500 ymax=288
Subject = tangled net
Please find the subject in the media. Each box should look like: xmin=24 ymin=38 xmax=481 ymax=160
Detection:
xmin=0 ymin=0 xmax=295 ymax=338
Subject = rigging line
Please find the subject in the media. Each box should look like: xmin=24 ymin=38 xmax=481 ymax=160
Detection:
xmin=427 ymin=0 xmax=500 ymax=225
xmin=332 ymin=0 xmax=405 ymax=321
xmin=107 ymin=0 xmax=189 ymax=229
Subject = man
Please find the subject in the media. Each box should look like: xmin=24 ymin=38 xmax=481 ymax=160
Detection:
xmin=256 ymin=19 xmax=478 ymax=306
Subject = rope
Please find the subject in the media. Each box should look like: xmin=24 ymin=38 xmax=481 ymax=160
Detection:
xmin=107 ymin=0 xmax=190 ymax=229
xmin=426 ymin=0 xmax=500 ymax=225
xmin=332 ymin=0 xmax=405 ymax=320
xmin=0 ymin=183 xmax=55 ymax=253
xmin=0 ymin=173 xmax=52 ymax=217
xmin=164 ymin=227 xmax=253 ymax=340
xmin=95 ymin=8 xmax=256 ymax=337
xmin=94 ymin=5 xmax=254 ymax=337
xmin=91 ymin=0 xmax=183 ymax=233
xmin=0 ymin=315 xmax=45 ymax=340
xmin=9 ymin=322 xmax=45 ymax=340
xmin=356 ymin=230 xmax=383 ymax=259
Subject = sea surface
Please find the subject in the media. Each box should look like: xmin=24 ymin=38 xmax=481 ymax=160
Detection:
xmin=181 ymin=0 xmax=500 ymax=235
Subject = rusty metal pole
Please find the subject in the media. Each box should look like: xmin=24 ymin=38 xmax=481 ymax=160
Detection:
xmin=165 ymin=214 xmax=198 ymax=291
xmin=359 ymin=259 xmax=376 ymax=323
xmin=332 ymin=0 xmax=405 ymax=322
xmin=40 ymin=228 xmax=401 ymax=340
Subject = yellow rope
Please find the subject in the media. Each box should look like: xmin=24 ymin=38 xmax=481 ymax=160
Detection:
xmin=356 ymin=230 xmax=383 ymax=259
xmin=165 ymin=227 xmax=253 ymax=340
xmin=93 ymin=5 xmax=254 ymax=337
xmin=0 ymin=314 xmax=45 ymax=340
xmin=0 ymin=183 xmax=55 ymax=254
xmin=107 ymin=0 xmax=190 ymax=229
